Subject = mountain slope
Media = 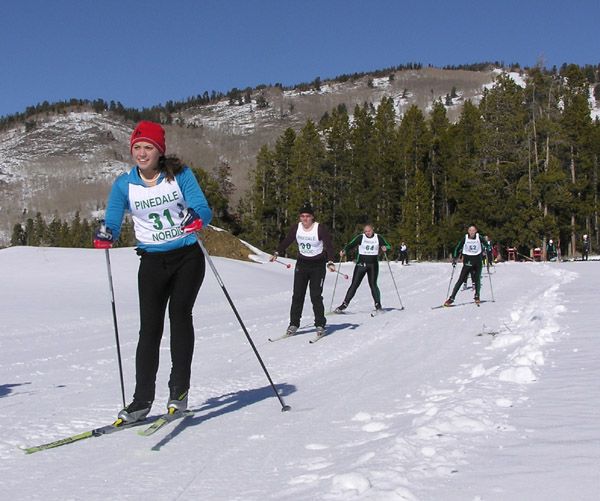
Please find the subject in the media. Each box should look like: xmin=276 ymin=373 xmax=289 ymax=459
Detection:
xmin=0 ymin=67 xmax=499 ymax=245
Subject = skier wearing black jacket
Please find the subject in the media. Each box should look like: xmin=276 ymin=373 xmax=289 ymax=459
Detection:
xmin=444 ymin=225 xmax=485 ymax=306
xmin=271 ymin=203 xmax=336 ymax=337
xmin=335 ymin=224 xmax=391 ymax=313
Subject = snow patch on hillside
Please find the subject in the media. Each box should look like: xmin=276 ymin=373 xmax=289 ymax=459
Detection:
xmin=0 ymin=111 xmax=130 ymax=183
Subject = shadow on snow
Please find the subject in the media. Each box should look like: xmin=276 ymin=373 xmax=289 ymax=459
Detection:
xmin=150 ymin=382 xmax=297 ymax=450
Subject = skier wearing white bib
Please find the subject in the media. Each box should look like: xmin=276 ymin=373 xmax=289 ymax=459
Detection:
xmin=271 ymin=203 xmax=336 ymax=337
xmin=94 ymin=121 xmax=212 ymax=423
xmin=335 ymin=224 xmax=390 ymax=313
xmin=444 ymin=225 xmax=485 ymax=306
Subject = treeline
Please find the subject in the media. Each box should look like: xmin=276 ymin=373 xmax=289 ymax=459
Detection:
xmin=9 ymin=164 xmax=236 ymax=249
xmin=237 ymin=64 xmax=600 ymax=260
xmin=10 ymin=212 xmax=136 ymax=248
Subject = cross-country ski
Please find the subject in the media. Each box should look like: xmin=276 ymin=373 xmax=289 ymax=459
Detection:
xmin=22 ymin=419 xmax=148 ymax=454
xmin=138 ymin=409 xmax=194 ymax=436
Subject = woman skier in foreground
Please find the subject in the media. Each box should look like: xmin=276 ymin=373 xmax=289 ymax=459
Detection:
xmin=94 ymin=121 xmax=212 ymax=423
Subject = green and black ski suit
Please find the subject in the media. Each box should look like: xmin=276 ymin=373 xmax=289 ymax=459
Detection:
xmin=341 ymin=232 xmax=391 ymax=308
xmin=449 ymin=233 xmax=484 ymax=301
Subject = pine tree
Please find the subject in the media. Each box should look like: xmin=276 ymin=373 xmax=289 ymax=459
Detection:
xmin=347 ymin=103 xmax=375 ymax=231
xmin=560 ymin=64 xmax=594 ymax=257
xmin=25 ymin=218 xmax=35 ymax=246
xmin=245 ymin=145 xmax=278 ymax=249
xmin=372 ymin=97 xmax=400 ymax=231
xmin=289 ymin=120 xmax=328 ymax=222
xmin=70 ymin=212 xmax=83 ymax=247
xmin=47 ymin=216 xmax=63 ymax=247
xmin=427 ymin=100 xmax=454 ymax=256
xmin=322 ymin=107 xmax=352 ymax=245
xmin=272 ymin=128 xmax=297 ymax=236
xmin=400 ymin=167 xmax=432 ymax=260
xmin=10 ymin=224 xmax=26 ymax=246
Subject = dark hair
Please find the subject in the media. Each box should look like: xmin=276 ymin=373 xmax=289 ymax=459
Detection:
xmin=159 ymin=155 xmax=185 ymax=182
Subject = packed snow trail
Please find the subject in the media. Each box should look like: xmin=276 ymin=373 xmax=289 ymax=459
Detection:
xmin=0 ymin=247 xmax=597 ymax=500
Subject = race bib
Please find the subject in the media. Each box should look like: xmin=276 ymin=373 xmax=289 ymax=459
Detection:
xmin=129 ymin=180 xmax=187 ymax=245
xmin=296 ymin=222 xmax=323 ymax=257
xmin=359 ymin=234 xmax=379 ymax=255
xmin=462 ymin=234 xmax=482 ymax=256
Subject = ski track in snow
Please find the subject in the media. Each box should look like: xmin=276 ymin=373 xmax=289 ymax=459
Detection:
xmin=0 ymin=247 xmax=591 ymax=500
xmin=265 ymin=265 xmax=576 ymax=500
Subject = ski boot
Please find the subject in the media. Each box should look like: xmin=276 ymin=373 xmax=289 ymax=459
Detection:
xmin=334 ymin=302 xmax=348 ymax=314
xmin=443 ymin=298 xmax=454 ymax=307
xmin=117 ymin=399 xmax=152 ymax=423
xmin=285 ymin=325 xmax=298 ymax=337
xmin=167 ymin=388 xmax=189 ymax=413
xmin=315 ymin=326 xmax=327 ymax=337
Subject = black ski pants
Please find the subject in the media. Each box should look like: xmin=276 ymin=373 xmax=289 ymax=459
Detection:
xmin=290 ymin=259 xmax=327 ymax=328
xmin=343 ymin=261 xmax=381 ymax=306
xmin=399 ymin=250 xmax=409 ymax=265
xmin=450 ymin=255 xmax=482 ymax=300
xmin=134 ymin=244 xmax=205 ymax=403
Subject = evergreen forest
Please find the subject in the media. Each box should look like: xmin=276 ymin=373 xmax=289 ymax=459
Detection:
xmin=237 ymin=65 xmax=600 ymax=260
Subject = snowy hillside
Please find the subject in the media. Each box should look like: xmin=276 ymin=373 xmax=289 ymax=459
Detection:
xmin=0 ymin=111 xmax=131 ymax=244
xmin=3 ymin=66 xmax=599 ymax=248
xmin=1 ymin=246 xmax=598 ymax=500
xmin=0 ymin=67 xmax=499 ymax=246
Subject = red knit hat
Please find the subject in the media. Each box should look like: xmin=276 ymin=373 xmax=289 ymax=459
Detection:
xmin=130 ymin=121 xmax=166 ymax=155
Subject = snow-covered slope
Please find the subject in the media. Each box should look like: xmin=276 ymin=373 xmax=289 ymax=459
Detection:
xmin=1 ymin=246 xmax=598 ymax=500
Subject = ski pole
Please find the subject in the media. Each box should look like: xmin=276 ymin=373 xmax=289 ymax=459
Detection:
xmin=196 ymin=235 xmax=291 ymax=412
xmin=329 ymin=259 xmax=342 ymax=312
xmin=272 ymin=258 xmax=291 ymax=269
xmin=334 ymin=268 xmax=349 ymax=280
xmin=487 ymin=266 xmax=496 ymax=302
xmin=383 ymin=253 xmax=405 ymax=310
xmin=103 ymin=248 xmax=127 ymax=409
xmin=446 ymin=262 xmax=456 ymax=300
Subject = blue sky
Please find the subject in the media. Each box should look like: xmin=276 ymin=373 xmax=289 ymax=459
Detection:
xmin=1 ymin=0 xmax=598 ymax=118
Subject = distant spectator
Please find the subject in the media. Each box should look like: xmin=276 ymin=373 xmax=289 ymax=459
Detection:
xmin=582 ymin=234 xmax=590 ymax=261
xmin=397 ymin=242 xmax=409 ymax=265
xmin=546 ymin=239 xmax=557 ymax=262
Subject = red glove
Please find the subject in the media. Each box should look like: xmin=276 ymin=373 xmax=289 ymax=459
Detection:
xmin=94 ymin=223 xmax=113 ymax=249
xmin=180 ymin=208 xmax=203 ymax=233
